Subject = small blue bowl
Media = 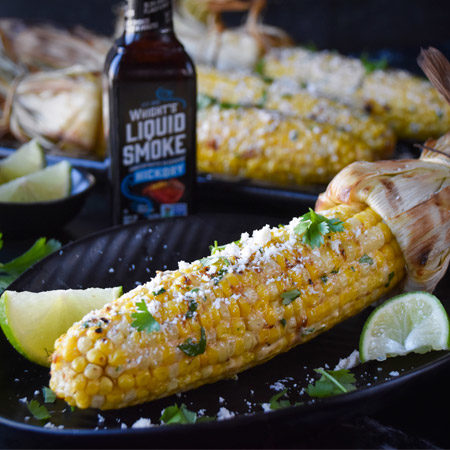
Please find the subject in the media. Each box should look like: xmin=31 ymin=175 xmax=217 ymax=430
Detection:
xmin=0 ymin=167 xmax=95 ymax=236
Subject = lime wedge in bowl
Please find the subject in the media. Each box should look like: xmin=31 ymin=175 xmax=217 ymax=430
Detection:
xmin=0 ymin=287 xmax=123 ymax=366
xmin=360 ymin=292 xmax=449 ymax=362
xmin=0 ymin=160 xmax=71 ymax=203
xmin=0 ymin=139 xmax=45 ymax=184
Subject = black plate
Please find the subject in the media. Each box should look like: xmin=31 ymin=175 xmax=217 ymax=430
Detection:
xmin=0 ymin=167 xmax=95 ymax=236
xmin=0 ymin=213 xmax=448 ymax=448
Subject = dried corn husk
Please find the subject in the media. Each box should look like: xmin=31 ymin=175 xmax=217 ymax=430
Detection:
xmin=9 ymin=66 xmax=105 ymax=158
xmin=315 ymin=143 xmax=450 ymax=292
xmin=173 ymin=0 xmax=292 ymax=70
xmin=0 ymin=19 xmax=110 ymax=71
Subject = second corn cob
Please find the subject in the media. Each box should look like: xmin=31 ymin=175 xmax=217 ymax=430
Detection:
xmin=197 ymin=106 xmax=390 ymax=186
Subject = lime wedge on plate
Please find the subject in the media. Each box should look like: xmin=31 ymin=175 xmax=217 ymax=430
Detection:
xmin=0 ymin=287 xmax=123 ymax=366
xmin=0 ymin=160 xmax=71 ymax=202
xmin=0 ymin=139 xmax=45 ymax=184
xmin=360 ymin=292 xmax=449 ymax=362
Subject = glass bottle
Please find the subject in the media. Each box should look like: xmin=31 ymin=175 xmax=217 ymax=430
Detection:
xmin=104 ymin=0 xmax=196 ymax=225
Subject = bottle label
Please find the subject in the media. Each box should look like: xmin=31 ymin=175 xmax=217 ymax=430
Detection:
xmin=111 ymin=81 xmax=196 ymax=224
xmin=126 ymin=0 xmax=172 ymax=33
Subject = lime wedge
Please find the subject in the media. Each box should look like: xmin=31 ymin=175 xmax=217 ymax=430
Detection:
xmin=0 ymin=287 xmax=123 ymax=366
xmin=359 ymin=292 xmax=449 ymax=362
xmin=0 ymin=160 xmax=71 ymax=203
xmin=0 ymin=140 xmax=45 ymax=184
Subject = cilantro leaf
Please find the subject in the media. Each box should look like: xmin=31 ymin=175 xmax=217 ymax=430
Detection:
xmin=160 ymin=404 xmax=197 ymax=425
xmin=385 ymin=271 xmax=395 ymax=287
xmin=361 ymin=53 xmax=388 ymax=74
xmin=185 ymin=299 xmax=198 ymax=319
xmin=281 ymin=289 xmax=301 ymax=305
xmin=280 ymin=318 xmax=287 ymax=327
xmin=178 ymin=327 xmax=207 ymax=356
xmin=269 ymin=389 xmax=290 ymax=410
xmin=359 ymin=254 xmax=374 ymax=265
xmin=320 ymin=275 xmax=328 ymax=283
xmin=209 ymin=240 xmax=225 ymax=255
xmin=131 ymin=299 xmax=160 ymax=333
xmin=27 ymin=399 xmax=51 ymax=420
xmin=0 ymin=237 xmax=61 ymax=293
xmin=294 ymin=209 xmax=343 ymax=249
xmin=197 ymin=93 xmax=216 ymax=110
xmin=42 ymin=387 xmax=56 ymax=403
xmin=306 ymin=368 xmax=356 ymax=398
xmin=152 ymin=287 xmax=166 ymax=296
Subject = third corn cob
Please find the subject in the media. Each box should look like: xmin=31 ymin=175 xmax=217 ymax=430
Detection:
xmin=51 ymin=203 xmax=405 ymax=409
xmin=263 ymin=47 xmax=450 ymax=140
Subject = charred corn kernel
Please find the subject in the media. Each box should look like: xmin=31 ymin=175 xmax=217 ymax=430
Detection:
xmin=51 ymin=204 xmax=406 ymax=410
xmin=98 ymin=376 xmax=114 ymax=395
xmin=84 ymin=363 xmax=102 ymax=380
xmin=264 ymin=47 xmax=450 ymax=140
xmin=86 ymin=348 xmax=107 ymax=366
xmin=71 ymin=356 xmax=87 ymax=373
xmin=197 ymin=106 xmax=391 ymax=187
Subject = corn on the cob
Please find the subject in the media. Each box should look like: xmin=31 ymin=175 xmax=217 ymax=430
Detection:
xmin=198 ymin=65 xmax=396 ymax=155
xmin=197 ymin=106 xmax=390 ymax=186
xmin=50 ymin=203 xmax=405 ymax=409
xmin=263 ymin=47 xmax=450 ymax=140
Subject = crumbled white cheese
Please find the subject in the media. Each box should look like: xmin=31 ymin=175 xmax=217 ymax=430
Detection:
xmin=334 ymin=350 xmax=360 ymax=370
xmin=389 ymin=371 xmax=399 ymax=377
xmin=270 ymin=381 xmax=286 ymax=392
xmin=217 ymin=407 xmax=235 ymax=421
xmin=132 ymin=418 xmax=153 ymax=428
xmin=261 ymin=403 xmax=272 ymax=412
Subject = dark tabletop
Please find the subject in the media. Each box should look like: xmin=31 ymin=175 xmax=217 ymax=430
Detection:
xmin=0 ymin=180 xmax=448 ymax=449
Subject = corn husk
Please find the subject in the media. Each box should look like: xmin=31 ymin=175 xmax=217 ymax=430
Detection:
xmin=9 ymin=66 xmax=105 ymax=158
xmin=174 ymin=0 xmax=292 ymax=70
xmin=316 ymin=144 xmax=450 ymax=292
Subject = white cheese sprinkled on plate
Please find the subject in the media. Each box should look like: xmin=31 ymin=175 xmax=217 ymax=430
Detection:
xmin=334 ymin=350 xmax=360 ymax=370
xmin=132 ymin=417 xmax=153 ymax=428
xmin=217 ymin=407 xmax=235 ymax=421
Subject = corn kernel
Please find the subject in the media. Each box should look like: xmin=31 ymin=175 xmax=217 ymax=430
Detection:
xmin=72 ymin=374 xmax=87 ymax=391
xmin=135 ymin=371 xmax=151 ymax=388
xmin=71 ymin=356 xmax=87 ymax=373
xmin=77 ymin=337 xmax=94 ymax=354
xmin=109 ymin=349 xmax=127 ymax=366
xmin=84 ymin=363 xmax=102 ymax=380
xmin=117 ymin=373 xmax=135 ymax=391
xmin=95 ymin=339 xmax=113 ymax=354
xmin=86 ymin=379 xmax=100 ymax=396
xmin=98 ymin=376 xmax=114 ymax=395
xmin=86 ymin=348 xmax=107 ymax=366
xmin=74 ymin=392 xmax=90 ymax=409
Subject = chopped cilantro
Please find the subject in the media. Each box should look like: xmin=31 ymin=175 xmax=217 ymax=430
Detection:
xmin=294 ymin=208 xmax=344 ymax=249
xmin=185 ymin=299 xmax=198 ymax=319
xmin=268 ymin=389 xmax=290 ymax=410
xmin=330 ymin=268 xmax=339 ymax=274
xmin=131 ymin=299 xmax=160 ymax=333
xmin=306 ymin=368 xmax=356 ymax=398
xmin=361 ymin=53 xmax=388 ymax=73
xmin=27 ymin=400 xmax=51 ymax=420
xmin=350 ymin=266 xmax=356 ymax=272
xmin=209 ymin=240 xmax=225 ymax=255
xmin=254 ymin=58 xmax=265 ymax=77
xmin=160 ymin=404 xmax=197 ymax=425
xmin=280 ymin=318 xmax=287 ymax=327
xmin=42 ymin=387 xmax=56 ymax=404
xmin=359 ymin=254 xmax=374 ymax=265
xmin=0 ymin=236 xmax=61 ymax=294
xmin=305 ymin=41 xmax=318 ymax=51
xmin=281 ymin=289 xmax=301 ymax=305
xmin=190 ymin=287 xmax=200 ymax=293
xmin=178 ymin=327 xmax=207 ymax=356
xmin=385 ymin=271 xmax=395 ymax=287
xmin=197 ymin=93 xmax=216 ymax=110
xmin=302 ymin=327 xmax=315 ymax=335
xmin=320 ymin=275 xmax=328 ymax=283
xmin=70 ymin=405 xmax=76 ymax=412
xmin=152 ymin=287 xmax=166 ymax=296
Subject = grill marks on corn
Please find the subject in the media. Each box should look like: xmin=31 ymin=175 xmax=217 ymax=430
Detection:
xmin=50 ymin=205 xmax=405 ymax=410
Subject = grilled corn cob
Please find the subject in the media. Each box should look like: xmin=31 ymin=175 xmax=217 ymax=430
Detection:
xmin=263 ymin=47 xmax=450 ymax=140
xmin=197 ymin=106 xmax=389 ymax=186
xmin=51 ymin=203 xmax=405 ymax=409
xmin=198 ymin=65 xmax=396 ymax=155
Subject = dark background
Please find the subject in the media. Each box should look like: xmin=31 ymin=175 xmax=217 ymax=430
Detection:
xmin=0 ymin=0 xmax=449 ymax=72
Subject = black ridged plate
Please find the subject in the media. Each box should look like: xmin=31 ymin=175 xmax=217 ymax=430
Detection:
xmin=0 ymin=213 xmax=448 ymax=448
